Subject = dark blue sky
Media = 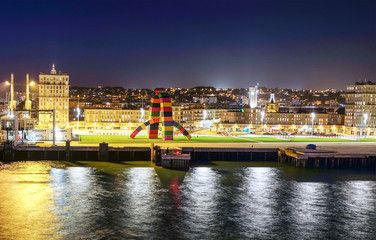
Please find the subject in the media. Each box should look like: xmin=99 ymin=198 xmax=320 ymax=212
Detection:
xmin=0 ymin=0 xmax=375 ymax=90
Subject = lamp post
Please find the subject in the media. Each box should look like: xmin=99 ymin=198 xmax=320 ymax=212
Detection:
xmin=261 ymin=111 xmax=265 ymax=133
xmin=76 ymin=96 xmax=80 ymax=129
xmin=311 ymin=112 xmax=315 ymax=137
xmin=363 ymin=113 xmax=368 ymax=138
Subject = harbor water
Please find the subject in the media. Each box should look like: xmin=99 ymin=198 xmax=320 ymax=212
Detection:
xmin=0 ymin=161 xmax=375 ymax=239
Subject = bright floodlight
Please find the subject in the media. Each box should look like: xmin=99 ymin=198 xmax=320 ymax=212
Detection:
xmin=311 ymin=112 xmax=315 ymax=120
xmin=5 ymin=81 xmax=10 ymax=85
xmin=30 ymin=81 xmax=35 ymax=86
xmin=363 ymin=113 xmax=368 ymax=125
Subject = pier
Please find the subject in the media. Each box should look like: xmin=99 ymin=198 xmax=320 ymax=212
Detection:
xmin=0 ymin=142 xmax=150 ymax=162
xmin=0 ymin=141 xmax=375 ymax=170
xmin=278 ymin=147 xmax=376 ymax=169
xmin=181 ymin=147 xmax=278 ymax=162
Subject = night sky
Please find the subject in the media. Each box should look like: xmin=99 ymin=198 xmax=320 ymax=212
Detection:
xmin=0 ymin=0 xmax=375 ymax=90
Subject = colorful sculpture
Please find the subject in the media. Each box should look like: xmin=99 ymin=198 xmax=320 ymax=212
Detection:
xmin=130 ymin=91 xmax=191 ymax=140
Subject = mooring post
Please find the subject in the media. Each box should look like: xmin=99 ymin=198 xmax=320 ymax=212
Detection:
xmin=3 ymin=141 xmax=13 ymax=161
xmin=98 ymin=142 xmax=109 ymax=161
xmin=65 ymin=140 xmax=70 ymax=161
xmin=52 ymin=109 xmax=56 ymax=147
xmin=150 ymin=143 xmax=154 ymax=162
xmin=155 ymin=146 xmax=161 ymax=165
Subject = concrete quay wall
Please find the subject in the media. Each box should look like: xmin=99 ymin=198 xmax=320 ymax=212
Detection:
xmin=0 ymin=142 xmax=375 ymax=170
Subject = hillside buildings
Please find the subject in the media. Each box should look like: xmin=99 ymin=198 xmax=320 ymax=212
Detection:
xmin=1 ymin=66 xmax=375 ymax=139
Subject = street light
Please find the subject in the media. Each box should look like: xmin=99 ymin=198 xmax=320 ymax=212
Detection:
xmin=76 ymin=95 xmax=80 ymax=129
xmin=311 ymin=112 xmax=315 ymax=137
xmin=140 ymin=107 xmax=145 ymax=122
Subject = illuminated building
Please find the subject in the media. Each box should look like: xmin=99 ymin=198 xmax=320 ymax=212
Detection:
xmin=38 ymin=65 xmax=69 ymax=128
xmin=71 ymin=107 xmax=222 ymax=132
xmin=266 ymin=94 xmax=279 ymax=113
xmin=248 ymin=84 xmax=258 ymax=108
xmin=344 ymin=81 xmax=376 ymax=130
xmin=218 ymin=97 xmax=346 ymax=134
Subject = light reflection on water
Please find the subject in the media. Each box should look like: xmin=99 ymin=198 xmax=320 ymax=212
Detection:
xmin=121 ymin=167 xmax=161 ymax=237
xmin=341 ymin=181 xmax=376 ymax=239
xmin=0 ymin=161 xmax=375 ymax=239
xmin=238 ymin=167 xmax=281 ymax=239
xmin=180 ymin=167 xmax=221 ymax=239
xmin=0 ymin=162 xmax=61 ymax=240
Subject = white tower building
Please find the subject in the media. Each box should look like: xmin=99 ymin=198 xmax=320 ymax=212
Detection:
xmin=249 ymin=84 xmax=259 ymax=108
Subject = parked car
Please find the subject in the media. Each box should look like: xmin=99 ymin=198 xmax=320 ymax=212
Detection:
xmin=306 ymin=144 xmax=317 ymax=150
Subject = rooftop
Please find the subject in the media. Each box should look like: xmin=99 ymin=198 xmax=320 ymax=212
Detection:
xmin=354 ymin=80 xmax=375 ymax=85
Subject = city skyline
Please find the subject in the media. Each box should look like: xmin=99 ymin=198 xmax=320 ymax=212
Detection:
xmin=0 ymin=0 xmax=375 ymax=90
xmin=0 ymin=2 xmax=375 ymax=239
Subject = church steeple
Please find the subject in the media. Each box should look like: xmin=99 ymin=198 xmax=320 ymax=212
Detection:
xmin=270 ymin=93 xmax=275 ymax=103
xmin=267 ymin=93 xmax=279 ymax=113
xmin=51 ymin=64 xmax=57 ymax=74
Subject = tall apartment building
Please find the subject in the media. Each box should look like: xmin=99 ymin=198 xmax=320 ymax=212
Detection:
xmin=38 ymin=65 xmax=70 ymax=127
xmin=344 ymin=81 xmax=376 ymax=128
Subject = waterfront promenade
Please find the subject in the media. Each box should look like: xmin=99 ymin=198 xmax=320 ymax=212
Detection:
xmin=36 ymin=141 xmax=376 ymax=155
xmin=2 ymin=140 xmax=374 ymax=169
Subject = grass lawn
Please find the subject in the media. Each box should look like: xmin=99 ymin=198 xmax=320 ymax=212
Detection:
xmin=79 ymin=135 xmax=373 ymax=144
xmin=289 ymin=137 xmax=353 ymax=142
xmin=241 ymin=137 xmax=287 ymax=142
xmin=358 ymin=138 xmax=376 ymax=142
xmin=79 ymin=135 xmax=253 ymax=143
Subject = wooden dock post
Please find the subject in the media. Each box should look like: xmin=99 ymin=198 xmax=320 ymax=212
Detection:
xmin=98 ymin=143 xmax=109 ymax=161
xmin=65 ymin=141 xmax=71 ymax=161
xmin=150 ymin=143 xmax=154 ymax=162
xmin=3 ymin=141 xmax=13 ymax=161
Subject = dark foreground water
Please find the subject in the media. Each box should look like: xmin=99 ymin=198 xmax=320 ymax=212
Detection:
xmin=0 ymin=161 xmax=375 ymax=240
